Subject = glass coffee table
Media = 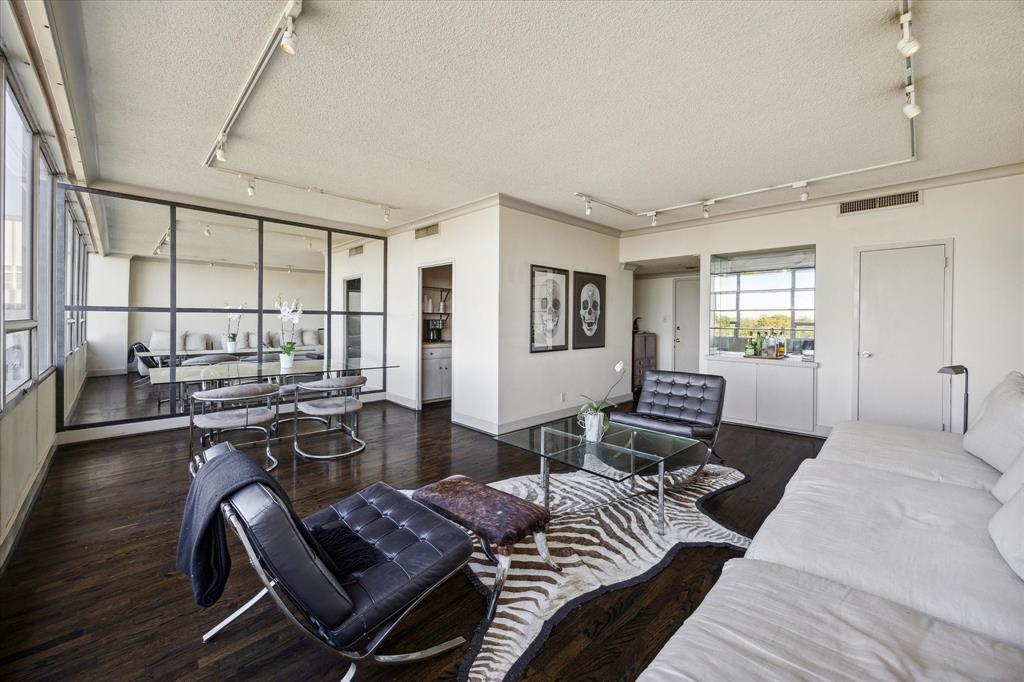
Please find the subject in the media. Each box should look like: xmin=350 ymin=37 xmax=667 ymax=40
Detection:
xmin=495 ymin=416 xmax=709 ymax=530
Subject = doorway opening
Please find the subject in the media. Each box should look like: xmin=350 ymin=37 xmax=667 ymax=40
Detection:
xmin=420 ymin=264 xmax=453 ymax=408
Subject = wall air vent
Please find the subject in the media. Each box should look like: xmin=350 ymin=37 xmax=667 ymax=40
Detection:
xmin=415 ymin=224 xmax=439 ymax=239
xmin=348 ymin=245 xmax=363 ymax=257
xmin=840 ymin=190 xmax=919 ymax=215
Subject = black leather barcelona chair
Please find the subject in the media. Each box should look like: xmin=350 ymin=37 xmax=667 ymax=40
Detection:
xmin=610 ymin=370 xmax=726 ymax=461
xmin=196 ymin=444 xmax=473 ymax=680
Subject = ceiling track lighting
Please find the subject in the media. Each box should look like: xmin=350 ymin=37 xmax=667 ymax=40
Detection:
xmin=383 ymin=207 xmax=391 ymax=223
xmin=280 ymin=15 xmax=297 ymax=55
xmin=896 ymin=11 xmax=921 ymax=57
xmin=204 ymin=225 xmax=212 ymax=237
xmin=903 ymin=84 xmax=921 ymax=119
xmin=214 ymin=136 xmax=227 ymax=163
xmin=247 ymin=178 xmax=256 ymax=197
xmin=585 ymin=197 xmax=593 ymax=216
xmin=571 ymin=0 xmax=920 ymax=227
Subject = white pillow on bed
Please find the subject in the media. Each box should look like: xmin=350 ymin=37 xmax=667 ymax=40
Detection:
xmin=989 ymin=488 xmax=1024 ymax=582
xmin=992 ymin=451 xmax=1024 ymax=504
xmin=963 ymin=371 xmax=1024 ymax=473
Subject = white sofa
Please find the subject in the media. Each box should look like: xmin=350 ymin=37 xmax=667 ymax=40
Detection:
xmin=640 ymin=417 xmax=1024 ymax=681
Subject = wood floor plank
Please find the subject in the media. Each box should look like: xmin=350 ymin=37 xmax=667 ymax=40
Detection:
xmin=0 ymin=401 xmax=820 ymax=680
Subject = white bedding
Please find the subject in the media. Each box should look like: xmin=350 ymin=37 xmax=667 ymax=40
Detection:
xmin=746 ymin=459 xmax=1024 ymax=647
xmin=638 ymin=558 xmax=1024 ymax=682
xmin=818 ymin=421 xmax=999 ymax=490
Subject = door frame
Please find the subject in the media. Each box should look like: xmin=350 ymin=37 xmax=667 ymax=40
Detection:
xmin=417 ymin=259 xmax=454 ymax=411
xmin=851 ymin=238 xmax=954 ymax=429
xmin=671 ymin=274 xmax=699 ymax=372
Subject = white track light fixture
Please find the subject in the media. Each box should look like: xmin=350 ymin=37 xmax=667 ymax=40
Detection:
xmin=585 ymin=198 xmax=593 ymax=216
xmin=793 ymin=182 xmax=809 ymax=201
xmin=204 ymin=225 xmax=212 ymax=237
xmin=903 ymin=84 xmax=921 ymax=119
xmin=896 ymin=12 xmax=921 ymax=57
xmin=800 ymin=190 xmax=810 ymax=202
xmin=702 ymin=202 xmax=712 ymax=219
xmin=383 ymin=207 xmax=391 ymax=222
xmin=280 ymin=16 xmax=297 ymax=55
xmin=650 ymin=212 xmax=657 ymax=227
xmin=215 ymin=137 xmax=227 ymax=163
xmin=247 ymin=178 xmax=256 ymax=197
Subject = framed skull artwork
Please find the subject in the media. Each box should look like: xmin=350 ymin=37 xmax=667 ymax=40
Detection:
xmin=530 ymin=264 xmax=569 ymax=353
xmin=572 ymin=271 xmax=606 ymax=349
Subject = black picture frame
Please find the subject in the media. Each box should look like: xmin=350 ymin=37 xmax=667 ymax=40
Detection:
xmin=530 ymin=264 xmax=569 ymax=353
xmin=572 ymin=270 xmax=606 ymax=349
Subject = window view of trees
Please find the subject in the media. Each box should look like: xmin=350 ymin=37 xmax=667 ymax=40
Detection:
xmin=710 ymin=266 xmax=815 ymax=353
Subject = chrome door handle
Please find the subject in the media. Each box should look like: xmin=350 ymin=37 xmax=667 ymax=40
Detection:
xmin=859 ymin=351 xmax=872 ymax=358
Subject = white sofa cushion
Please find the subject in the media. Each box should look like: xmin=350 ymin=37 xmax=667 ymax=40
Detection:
xmin=301 ymin=328 xmax=319 ymax=346
xmin=746 ymin=459 xmax=1024 ymax=647
xmin=990 ymin=488 xmax=1024 ymax=582
xmin=992 ymin=450 xmax=1024 ymax=504
xmin=184 ymin=332 xmax=207 ymax=351
xmin=819 ymin=420 xmax=998 ymax=490
xmin=148 ymin=329 xmax=185 ymax=352
xmin=638 ymin=558 xmax=1024 ymax=682
xmin=963 ymin=371 xmax=1024 ymax=473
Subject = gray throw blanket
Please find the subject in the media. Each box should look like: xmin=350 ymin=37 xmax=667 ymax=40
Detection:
xmin=175 ymin=447 xmax=293 ymax=607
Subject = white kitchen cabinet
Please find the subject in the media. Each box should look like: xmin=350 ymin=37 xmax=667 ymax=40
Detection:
xmin=422 ymin=344 xmax=452 ymax=402
xmin=706 ymin=355 xmax=818 ymax=435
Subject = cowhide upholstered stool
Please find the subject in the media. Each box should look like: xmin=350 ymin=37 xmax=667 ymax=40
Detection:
xmin=413 ymin=474 xmax=561 ymax=622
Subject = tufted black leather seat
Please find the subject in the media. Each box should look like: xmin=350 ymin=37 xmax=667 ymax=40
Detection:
xmin=610 ymin=370 xmax=726 ymax=444
xmin=227 ymin=479 xmax=472 ymax=649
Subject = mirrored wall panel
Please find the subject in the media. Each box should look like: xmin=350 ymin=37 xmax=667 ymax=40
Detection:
xmin=59 ymin=186 xmax=387 ymax=428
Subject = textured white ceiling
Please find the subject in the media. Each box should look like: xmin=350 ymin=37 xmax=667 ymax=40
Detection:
xmin=62 ymin=0 xmax=1024 ymax=233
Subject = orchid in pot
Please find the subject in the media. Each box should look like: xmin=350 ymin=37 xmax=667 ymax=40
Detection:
xmin=577 ymin=361 xmax=625 ymax=442
xmin=224 ymin=302 xmax=245 ymax=352
xmin=275 ymin=295 xmax=303 ymax=369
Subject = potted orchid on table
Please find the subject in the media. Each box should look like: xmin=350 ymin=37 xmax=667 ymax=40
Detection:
xmin=276 ymin=295 xmax=303 ymax=369
xmin=224 ymin=302 xmax=245 ymax=352
xmin=577 ymin=360 xmax=626 ymax=442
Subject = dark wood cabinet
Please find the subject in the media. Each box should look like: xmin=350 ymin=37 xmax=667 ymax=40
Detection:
xmin=632 ymin=332 xmax=657 ymax=394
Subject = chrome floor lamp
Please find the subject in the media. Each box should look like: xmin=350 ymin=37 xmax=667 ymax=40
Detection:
xmin=938 ymin=365 xmax=968 ymax=434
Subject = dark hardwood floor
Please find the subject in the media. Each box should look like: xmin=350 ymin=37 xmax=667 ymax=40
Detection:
xmin=66 ymin=374 xmax=175 ymax=425
xmin=0 ymin=401 xmax=821 ymax=681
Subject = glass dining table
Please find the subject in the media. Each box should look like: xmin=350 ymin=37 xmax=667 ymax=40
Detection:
xmin=148 ymin=358 xmax=397 ymax=386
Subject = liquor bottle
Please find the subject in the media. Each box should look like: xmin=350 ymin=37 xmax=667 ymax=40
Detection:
xmin=744 ymin=336 xmax=755 ymax=357
xmin=777 ymin=330 xmax=786 ymax=358
xmin=761 ymin=331 xmax=769 ymax=357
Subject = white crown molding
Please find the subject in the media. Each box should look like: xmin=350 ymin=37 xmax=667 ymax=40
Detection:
xmin=86 ymin=180 xmax=386 ymax=238
xmin=620 ymin=163 xmax=1024 ymax=239
xmin=497 ymin=194 xmax=622 ymax=237
xmin=634 ymin=270 xmax=701 ymax=281
xmin=386 ymin=193 xmax=622 ymax=238
xmin=385 ymin=194 xmax=501 ymax=236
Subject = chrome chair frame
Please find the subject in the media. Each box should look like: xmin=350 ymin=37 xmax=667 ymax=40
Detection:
xmin=292 ymin=376 xmax=367 ymax=460
xmin=205 ymin=484 xmax=468 ymax=680
xmin=188 ymin=384 xmax=280 ymax=474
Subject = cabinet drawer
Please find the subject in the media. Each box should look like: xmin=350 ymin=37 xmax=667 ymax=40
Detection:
xmin=423 ymin=346 xmax=452 ymax=359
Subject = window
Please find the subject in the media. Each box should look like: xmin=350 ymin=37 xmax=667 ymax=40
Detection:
xmin=3 ymin=83 xmax=36 ymax=396
xmin=36 ymin=151 xmax=53 ymax=372
xmin=710 ymin=249 xmax=816 ymax=355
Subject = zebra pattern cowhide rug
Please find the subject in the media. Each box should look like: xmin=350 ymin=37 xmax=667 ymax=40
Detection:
xmin=457 ymin=463 xmax=749 ymax=682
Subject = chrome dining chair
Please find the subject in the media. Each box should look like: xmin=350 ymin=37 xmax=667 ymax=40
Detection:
xmin=293 ymin=376 xmax=367 ymax=460
xmin=188 ymin=382 xmax=280 ymax=474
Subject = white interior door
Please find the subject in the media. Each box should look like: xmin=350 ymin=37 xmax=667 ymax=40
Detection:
xmin=857 ymin=243 xmax=948 ymax=429
xmin=674 ymin=279 xmax=700 ymax=372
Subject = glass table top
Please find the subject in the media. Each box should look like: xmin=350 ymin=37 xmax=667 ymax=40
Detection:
xmin=495 ymin=415 xmax=706 ymax=482
xmin=148 ymin=358 xmax=396 ymax=385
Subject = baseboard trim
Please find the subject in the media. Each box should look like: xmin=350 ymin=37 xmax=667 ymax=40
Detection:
xmin=88 ymin=368 xmax=128 ymax=377
xmin=495 ymin=393 xmax=634 ymax=435
xmin=451 ymin=411 xmax=500 ymax=435
xmin=721 ymin=418 xmax=830 ymax=439
xmin=385 ymin=393 xmax=418 ymax=410
xmin=0 ymin=441 xmax=58 ymax=577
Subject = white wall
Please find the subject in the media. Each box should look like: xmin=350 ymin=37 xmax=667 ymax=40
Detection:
xmin=386 ymin=207 xmax=501 ymax=429
xmin=498 ymin=207 xmax=633 ymax=430
xmin=620 ymin=174 xmax=1024 ymax=432
xmin=1 ymin=373 xmax=57 ymax=568
xmin=633 ymin=277 xmax=678 ymax=371
xmin=85 ymin=254 xmax=131 ymax=374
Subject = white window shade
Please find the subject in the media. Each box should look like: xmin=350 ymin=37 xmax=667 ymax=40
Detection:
xmin=710 ymin=248 xmax=816 ymax=275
